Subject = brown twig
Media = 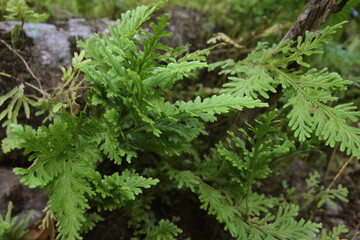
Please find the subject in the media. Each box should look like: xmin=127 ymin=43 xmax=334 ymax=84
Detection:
xmin=309 ymin=155 xmax=355 ymax=221
xmin=324 ymin=142 xmax=340 ymax=180
xmin=0 ymin=39 xmax=48 ymax=98
xmin=327 ymin=155 xmax=354 ymax=191
xmin=0 ymin=71 xmax=45 ymax=95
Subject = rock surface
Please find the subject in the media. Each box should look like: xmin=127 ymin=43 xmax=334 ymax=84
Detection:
xmin=0 ymin=168 xmax=48 ymax=226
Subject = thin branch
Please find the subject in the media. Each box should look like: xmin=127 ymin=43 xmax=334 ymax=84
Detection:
xmin=0 ymin=39 xmax=48 ymax=98
xmin=325 ymin=142 xmax=340 ymax=180
xmin=327 ymin=155 xmax=354 ymax=191
xmin=0 ymin=71 xmax=45 ymax=95
xmin=280 ymin=0 xmax=349 ymax=42
xmin=310 ymin=155 xmax=355 ymax=221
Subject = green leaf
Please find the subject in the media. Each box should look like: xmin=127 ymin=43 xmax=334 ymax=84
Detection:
xmin=23 ymin=98 xmax=30 ymax=119
xmin=145 ymin=219 xmax=182 ymax=240
xmin=0 ymin=87 xmax=17 ymax=106
xmin=318 ymin=225 xmax=348 ymax=240
xmin=176 ymin=94 xmax=267 ymax=122
xmin=1 ymin=124 xmax=28 ymax=153
xmin=109 ymin=2 xmax=163 ymax=38
xmin=143 ymin=61 xmax=207 ymax=89
xmin=284 ymin=93 xmax=313 ymax=141
xmin=0 ymin=201 xmax=33 ymax=240
xmin=168 ymin=170 xmax=200 ymax=192
xmin=95 ymin=170 xmax=159 ymax=211
xmin=221 ymin=66 xmax=277 ymax=99
xmin=49 ymin=162 xmax=94 ymax=240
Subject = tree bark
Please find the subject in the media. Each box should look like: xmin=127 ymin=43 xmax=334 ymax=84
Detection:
xmin=281 ymin=0 xmax=349 ymax=42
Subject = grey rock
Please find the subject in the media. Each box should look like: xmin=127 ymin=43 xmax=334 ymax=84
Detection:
xmin=0 ymin=168 xmax=48 ymax=227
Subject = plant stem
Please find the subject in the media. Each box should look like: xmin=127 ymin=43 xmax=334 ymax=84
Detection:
xmin=310 ymin=155 xmax=354 ymax=221
xmin=0 ymin=39 xmax=48 ymax=99
xmin=324 ymin=142 xmax=340 ymax=180
xmin=0 ymin=71 xmax=45 ymax=96
xmin=326 ymin=155 xmax=354 ymax=191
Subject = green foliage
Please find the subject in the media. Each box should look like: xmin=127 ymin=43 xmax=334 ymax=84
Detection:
xmin=287 ymin=171 xmax=348 ymax=213
xmin=145 ymin=219 xmax=183 ymax=240
xmin=0 ymin=84 xmax=31 ymax=132
xmin=311 ymin=40 xmax=360 ymax=78
xmin=32 ymin=51 xmax=91 ymax=122
xmin=4 ymin=0 xmax=48 ymax=44
xmin=326 ymin=0 xmax=360 ymax=32
xmin=166 ymin=111 xmax=324 ymax=239
xmin=93 ymin=170 xmax=159 ymax=211
xmin=3 ymin=113 xmax=103 ymax=239
xmin=27 ymin=0 xmax=145 ymax=19
xmin=0 ymin=201 xmax=33 ymax=240
xmin=1 ymin=3 xmax=265 ymax=239
xmin=318 ymin=225 xmax=348 ymax=240
xmin=172 ymin=0 xmax=304 ymax=34
xmin=4 ymin=0 xmax=49 ymax=23
xmin=0 ymin=0 xmax=6 ymax=19
xmin=0 ymin=2 xmax=357 ymax=239
xmin=210 ymin=22 xmax=360 ymax=158
xmin=2 ymin=112 xmax=159 ymax=239
xmin=77 ymin=3 xmax=264 ymax=160
xmin=79 ymin=213 xmax=104 ymax=234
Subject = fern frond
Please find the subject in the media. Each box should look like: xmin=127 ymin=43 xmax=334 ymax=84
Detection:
xmin=145 ymin=219 xmax=182 ymax=240
xmin=0 ymin=201 xmax=33 ymax=240
xmin=237 ymin=193 xmax=275 ymax=216
xmin=167 ymin=169 xmax=200 ymax=192
xmin=198 ymin=183 xmax=241 ymax=236
xmin=100 ymin=131 xmax=137 ymax=164
xmin=2 ymin=124 xmax=32 ymax=153
xmin=95 ymin=170 xmax=159 ymax=211
xmin=284 ymin=93 xmax=314 ymax=141
xmin=176 ymin=94 xmax=267 ymax=122
xmin=258 ymin=205 xmax=321 ymax=239
xmin=318 ymin=225 xmax=348 ymax=240
xmin=5 ymin=0 xmax=49 ymax=23
xmin=2 ymin=113 xmax=103 ymax=240
xmin=143 ymin=61 xmax=207 ymax=89
xmin=49 ymin=162 xmax=95 ymax=240
xmin=317 ymin=184 xmax=349 ymax=209
xmin=282 ymin=67 xmax=360 ymax=156
xmin=109 ymin=1 xmax=163 ymax=38
xmin=80 ymin=213 xmax=104 ymax=234
xmin=221 ymin=66 xmax=277 ymax=99
xmin=198 ymin=183 xmax=321 ymax=239
xmin=0 ymin=84 xmax=32 ymax=130
xmin=296 ymin=68 xmax=351 ymax=90
xmin=212 ymin=21 xmax=360 ymax=158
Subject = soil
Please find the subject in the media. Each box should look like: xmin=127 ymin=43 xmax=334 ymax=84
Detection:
xmin=0 ymin=31 xmax=45 ymax=167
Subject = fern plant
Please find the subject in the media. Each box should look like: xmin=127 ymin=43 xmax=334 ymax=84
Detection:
xmin=144 ymin=219 xmax=183 ymax=240
xmin=1 ymin=2 xmax=265 ymax=239
xmin=166 ymin=109 xmax=350 ymax=239
xmin=0 ymin=201 xmax=33 ymax=240
xmin=289 ymin=171 xmax=349 ymax=213
xmin=210 ymin=22 xmax=360 ymax=159
xmin=0 ymin=84 xmax=31 ymax=132
xmin=1 ymin=1 xmax=357 ymax=239
xmin=166 ymin=111 xmax=327 ymax=239
xmin=3 ymin=0 xmax=48 ymax=45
